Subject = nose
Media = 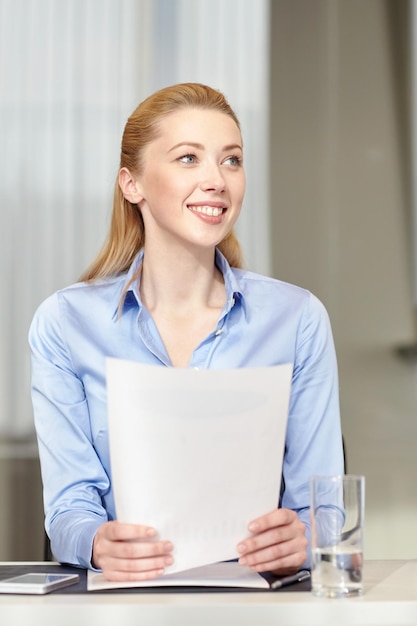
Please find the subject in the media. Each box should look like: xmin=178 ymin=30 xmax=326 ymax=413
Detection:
xmin=199 ymin=162 xmax=226 ymax=192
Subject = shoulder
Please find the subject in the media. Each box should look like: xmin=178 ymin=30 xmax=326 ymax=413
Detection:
xmin=29 ymin=274 xmax=124 ymax=336
xmin=231 ymin=268 xmax=333 ymax=346
xmin=233 ymin=267 xmax=326 ymax=313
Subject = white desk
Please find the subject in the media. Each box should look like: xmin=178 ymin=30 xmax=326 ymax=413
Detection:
xmin=0 ymin=560 xmax=416 ymax=626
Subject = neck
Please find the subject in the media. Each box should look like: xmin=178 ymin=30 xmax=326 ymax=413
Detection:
xmin=140 ymin=244 xmax=224 ymax=312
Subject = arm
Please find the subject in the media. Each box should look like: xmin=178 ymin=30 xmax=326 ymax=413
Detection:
xmin=237 ymin=292 xmax=344 ymax=573
xmin=29 ymin=294 xmax=109 ymax=567
xmin=29 ymin=294 xmax=174 ymax=577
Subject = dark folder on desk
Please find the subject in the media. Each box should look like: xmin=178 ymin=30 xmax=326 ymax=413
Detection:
xmin=0 ymin=563 xmax=311 ymax=594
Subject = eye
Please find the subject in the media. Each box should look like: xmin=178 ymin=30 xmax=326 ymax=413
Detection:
xmin=223 ymin=155 xmax=242 ymax=167
xmin=178 ymin=154 xmax=197 ymax=164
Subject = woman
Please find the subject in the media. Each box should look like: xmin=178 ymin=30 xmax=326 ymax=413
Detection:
xmin=29 ymin=83 xmax=344 ymax=582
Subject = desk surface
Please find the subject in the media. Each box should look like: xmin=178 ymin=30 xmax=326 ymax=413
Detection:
xmin=0 ymin=560 xmax=416 ymax=626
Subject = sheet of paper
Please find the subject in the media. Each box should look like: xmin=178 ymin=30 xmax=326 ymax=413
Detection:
xmin=106 ymin=358 xmax=292 ymax=575
xmin=88 ymin=561 xmax=269 ymax=591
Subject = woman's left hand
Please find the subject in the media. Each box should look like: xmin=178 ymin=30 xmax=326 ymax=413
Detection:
xmin=237 ymin=508 xmax=308 ymax=575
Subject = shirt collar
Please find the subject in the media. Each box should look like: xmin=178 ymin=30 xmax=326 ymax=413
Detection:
xmin=113 ymin=247 xmax=246 ymax=319
xmin=111 ymin=249 xmax=145 ymax=320
xmin=214 ymin=248 xmax=246 ymax=318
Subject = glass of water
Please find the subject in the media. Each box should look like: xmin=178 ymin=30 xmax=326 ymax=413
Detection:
xmin=310 ymin=474 xmax=365 ymax=598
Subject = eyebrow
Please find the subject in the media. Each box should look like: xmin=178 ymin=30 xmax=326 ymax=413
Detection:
xmin=168 ymin=141 xmax=243 ymax=153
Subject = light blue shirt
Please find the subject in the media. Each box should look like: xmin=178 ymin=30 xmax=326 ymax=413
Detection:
xmin=29 ymin=248 xmax=344 ymax=569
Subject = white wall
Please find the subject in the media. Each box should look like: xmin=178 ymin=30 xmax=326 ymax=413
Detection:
xmin=270 ymin=0 xmax=414 ymax=350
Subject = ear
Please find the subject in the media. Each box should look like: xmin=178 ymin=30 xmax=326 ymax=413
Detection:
xmin=118 ymin=167 xmax=144 ymax=204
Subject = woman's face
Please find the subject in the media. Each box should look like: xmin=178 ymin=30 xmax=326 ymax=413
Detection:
xmin=131 ymin=107 xmax=245 ymax=252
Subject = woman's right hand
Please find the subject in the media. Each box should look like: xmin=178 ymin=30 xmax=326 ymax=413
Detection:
xmin=92 ymin=521 xmax=174 ymax=581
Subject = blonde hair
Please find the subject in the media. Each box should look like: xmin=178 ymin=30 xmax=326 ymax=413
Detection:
xmin=80 ymin=83 xmax=244 ymax=282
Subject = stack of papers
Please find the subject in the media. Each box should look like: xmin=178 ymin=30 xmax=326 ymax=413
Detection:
xmin=88 ymin=561 xmax=271 ymax=591
xmin=105 ymin=359 xmax=292 ymax=579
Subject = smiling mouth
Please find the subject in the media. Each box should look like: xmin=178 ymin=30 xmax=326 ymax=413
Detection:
xmin=188 ymin=205 xmax=227 ymax=217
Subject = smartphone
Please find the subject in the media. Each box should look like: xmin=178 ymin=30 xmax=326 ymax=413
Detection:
xmin=0 ymin=572 xmax=80 ymax=594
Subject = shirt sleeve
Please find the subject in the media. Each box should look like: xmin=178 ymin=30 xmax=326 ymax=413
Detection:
xmin=281 ymin=291 xmax=344 ymax=567
xmin=29 ymin=293 xmax=109 ymax=568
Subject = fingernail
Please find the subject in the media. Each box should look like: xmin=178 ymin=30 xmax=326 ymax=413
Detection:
xmin=248 ymin=521 xmax=259 ymax=532
xmin=237 ymin=543 xmax=246 ymax=553
xmin=239 ymin=557 xmax=247 ymax=565
xmin=165 ymin=555 xmax=174 ymax=565
xmin=146 ymin=527 xmax=157 ymax=537
xmin=164 ymin=541 xmax=173 ymax=551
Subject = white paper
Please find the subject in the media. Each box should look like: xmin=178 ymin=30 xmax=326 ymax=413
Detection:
xmin=106 ymin=359 xmax=292 ymax=575
xmin=88 ymin=561 xmax=269 ymax=591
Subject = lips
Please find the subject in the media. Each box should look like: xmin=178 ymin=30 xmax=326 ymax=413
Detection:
xmin=187 ymin=205 xmax=227 ymax=217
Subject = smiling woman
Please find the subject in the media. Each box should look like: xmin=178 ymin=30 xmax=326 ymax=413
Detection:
xmin=116 ymin=107 xmax=246 ymax=368
xmin=29 ymin=83 xmax=344 ymax=583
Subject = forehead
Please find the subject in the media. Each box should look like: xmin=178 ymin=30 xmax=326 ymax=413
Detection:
xmin=154 ymin=107 xmax=242 ymax=146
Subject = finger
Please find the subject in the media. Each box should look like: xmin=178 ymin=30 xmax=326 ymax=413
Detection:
xmin=114 ymin=540 xmax=174 ymax=560
xmin=92 ymin=523 xmax=168 ymax=571
xmin=245 ymin=549 xmax=307 ymax=575
xmin=101 ymin=556 xmax=170 ymax=582
xmin=248 ymin=508 xmax=295 ymax=534
xmin=238 ymin=516 xmax=305 ymax=557
xmin=238 ymin=525 xmax=295 ymax=556
xmin=105 ymin=552 xmax=174 ymax=575
xmin=103 ymin=521 xmax=157 ymax=541
xmin=99 ymin=549 xmax=175 ymax=582
xmin=239 ymin=536 xmax=307 ymax=571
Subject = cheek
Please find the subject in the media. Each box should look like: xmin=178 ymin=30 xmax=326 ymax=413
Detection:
xmin=234 ymin=176 xmax=246 ymax=206
xmin=149 ymin=172 xmax=191 ymax=199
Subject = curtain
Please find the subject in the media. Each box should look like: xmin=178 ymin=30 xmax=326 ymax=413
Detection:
xmin=0 ymin=0 xmax=270 ymax=437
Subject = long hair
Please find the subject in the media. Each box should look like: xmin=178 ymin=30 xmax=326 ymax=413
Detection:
xmin=80 ymin=83 xmax=244 ymax=281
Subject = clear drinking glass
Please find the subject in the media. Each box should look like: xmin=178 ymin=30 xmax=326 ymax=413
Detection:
xmin=310 ymin=474 xmax=365 ymax=598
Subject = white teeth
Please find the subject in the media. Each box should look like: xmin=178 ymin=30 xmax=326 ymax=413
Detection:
xmin=189 ymin=205 xmax=224 ymax=217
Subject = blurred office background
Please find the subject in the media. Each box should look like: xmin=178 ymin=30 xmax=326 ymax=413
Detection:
xmin=0 ymin=0 xmax=416 ymax=561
